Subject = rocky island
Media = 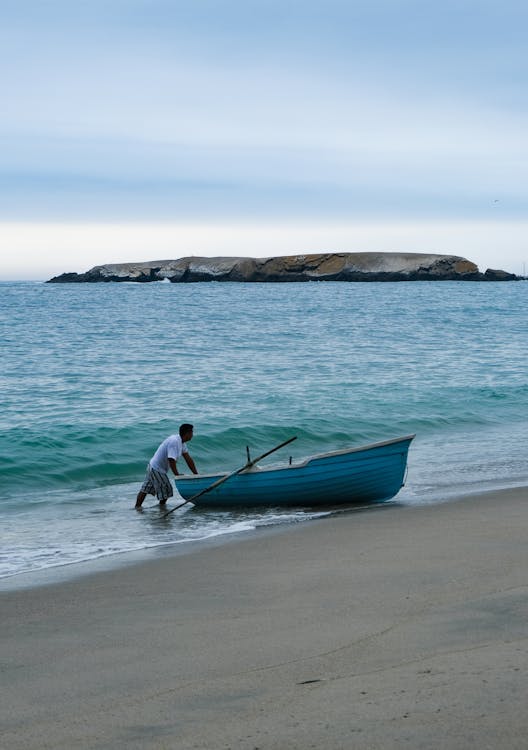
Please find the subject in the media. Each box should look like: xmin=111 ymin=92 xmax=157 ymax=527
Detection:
xmin=47 ymin=252 xmax=517 ymax=283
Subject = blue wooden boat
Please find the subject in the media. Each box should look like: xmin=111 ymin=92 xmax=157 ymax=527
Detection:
xmin=176 ymin=435 xmax=415 ymax=508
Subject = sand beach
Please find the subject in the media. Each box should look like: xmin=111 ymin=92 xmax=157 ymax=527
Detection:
xmin=2 ymin=487 xmax=528 ymax=749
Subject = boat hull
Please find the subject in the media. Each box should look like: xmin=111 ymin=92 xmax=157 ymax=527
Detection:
xmin=176 ymin=435 xmax=415 ymax=508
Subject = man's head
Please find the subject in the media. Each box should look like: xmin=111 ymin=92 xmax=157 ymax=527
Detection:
xmin=179 ymin=423 xmax=194 ymax=442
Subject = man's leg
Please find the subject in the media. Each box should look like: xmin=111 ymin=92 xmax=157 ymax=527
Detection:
xmin=156 ymin=470 xmax=173 ymax=506
xmin=135 ymin=491 xmax=147 ymax=508
xmin=136 ymin=468 xmax=172 ymax=508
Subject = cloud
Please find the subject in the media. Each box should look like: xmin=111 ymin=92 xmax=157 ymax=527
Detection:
xmin=1 ymin=1 xmax=527 ymax=274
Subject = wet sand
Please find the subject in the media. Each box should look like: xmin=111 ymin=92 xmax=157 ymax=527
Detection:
xmin=2 ymin=487 xmax=528 ymax=749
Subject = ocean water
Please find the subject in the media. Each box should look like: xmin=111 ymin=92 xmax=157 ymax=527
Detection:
xmin=1 ymin=279 xmax=527 ymax=587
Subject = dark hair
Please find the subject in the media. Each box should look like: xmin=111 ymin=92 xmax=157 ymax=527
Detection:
xmin=179 ymin=423 xmax=194 ymax=438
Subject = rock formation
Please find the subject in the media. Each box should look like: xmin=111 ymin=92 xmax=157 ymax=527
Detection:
xmin=47 ymin=252 xmax=517 ymax=283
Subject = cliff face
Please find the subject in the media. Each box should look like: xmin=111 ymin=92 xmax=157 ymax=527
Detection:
xmin=47 ymin=252 xmax=517 ymax=283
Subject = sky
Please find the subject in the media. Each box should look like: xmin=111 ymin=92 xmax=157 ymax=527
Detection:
xmin=1 ymin=0 xmax=527 ymax=279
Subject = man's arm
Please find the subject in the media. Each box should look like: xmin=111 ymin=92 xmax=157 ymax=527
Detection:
xmin=183 ymin=452 xmax=198 ymax=475
xmin=168 ymin=457 xmax=180 ymax=476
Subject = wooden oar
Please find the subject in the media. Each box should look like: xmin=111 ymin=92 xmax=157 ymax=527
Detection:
xmin=162 ymin=436 xmax=297 ymax=517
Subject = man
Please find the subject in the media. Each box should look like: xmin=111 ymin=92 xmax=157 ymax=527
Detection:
xmin=135 ymin=423 xmax=198 ymax=508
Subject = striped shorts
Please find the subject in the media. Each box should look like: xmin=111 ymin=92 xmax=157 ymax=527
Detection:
xmin=140 ymin=464 xmax=174 ymax=503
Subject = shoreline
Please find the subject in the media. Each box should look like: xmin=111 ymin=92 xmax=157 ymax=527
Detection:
xmin=0 ymin=481 xmax=525 ymax=593
xmin=0 ymin=500 xmax=384 ymax=593
xmin=2 ymin=485 xmax=528 ymax=748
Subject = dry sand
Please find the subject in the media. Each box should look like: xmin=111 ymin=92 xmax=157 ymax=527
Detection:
xmin=1 ymin=488 xmax=528 ymax=749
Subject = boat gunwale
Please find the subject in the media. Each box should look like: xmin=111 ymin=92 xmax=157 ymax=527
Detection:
xmin=176 ymin=434 xmax=416 ymax=482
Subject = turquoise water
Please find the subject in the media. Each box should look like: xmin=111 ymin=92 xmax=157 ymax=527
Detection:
xmin=1 ymin=280 xmax=528 ymax=585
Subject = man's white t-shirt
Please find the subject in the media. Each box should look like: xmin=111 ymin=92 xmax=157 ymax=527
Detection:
xmin=149 ymin=435 xmax=188 ymax=474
